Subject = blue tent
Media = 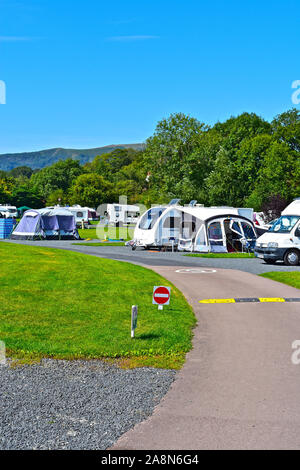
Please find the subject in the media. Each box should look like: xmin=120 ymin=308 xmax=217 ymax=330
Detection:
xmin=11 ymin=207 xmax=80 ymax=240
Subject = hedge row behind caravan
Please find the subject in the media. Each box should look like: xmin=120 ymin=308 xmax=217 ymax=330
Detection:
xmin=132 ymin=201 xmax=258 ymax=253
xmin=11 ymin=207 xmax=79 ymax=240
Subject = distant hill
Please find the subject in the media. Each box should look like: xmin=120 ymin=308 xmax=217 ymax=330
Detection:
xmin=0 ymin=144 xmax=144 ymax=171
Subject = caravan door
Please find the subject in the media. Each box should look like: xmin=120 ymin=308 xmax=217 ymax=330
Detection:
xmin=193 ymin=223 xmax=209 ymax=252
xmin=207 ymin=219 xmax=227 ymax=252
xmin=158 ymin=209 xmax=182 ymax=246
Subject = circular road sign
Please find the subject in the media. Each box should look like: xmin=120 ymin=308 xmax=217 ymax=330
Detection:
xmin=153 ymin=286 xmax=171 ymax=305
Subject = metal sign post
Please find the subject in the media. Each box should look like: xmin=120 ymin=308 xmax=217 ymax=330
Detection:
xmin=131 ymin=305 xmax=138 ymax=338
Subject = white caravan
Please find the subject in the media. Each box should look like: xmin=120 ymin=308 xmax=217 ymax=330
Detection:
xmin=67 ymin=205 xmax=98 ymax=225
xmin=254 ymin=198 xmax=300 ymax=265
xmin=0 ymin=205 xmax=18 ymax=218
xmin=106 ymin=204 xmax=141 ymax=225
xmin=131 ymin=201 xmax=257 ymax=252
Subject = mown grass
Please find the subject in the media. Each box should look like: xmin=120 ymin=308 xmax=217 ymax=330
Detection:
xmin=260 ymin=272 xmax=300 ymax=290
xmin=0 ymin=243 xmax=195 ymax=368
xmin=78 ymin=225 xmax=134 ymax=241
xmin=184 ymin=252 xmax=255 ymax=258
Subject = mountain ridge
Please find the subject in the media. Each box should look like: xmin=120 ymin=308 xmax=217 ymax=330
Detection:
xmin=0 ymin=143 xmax=144 ymax=171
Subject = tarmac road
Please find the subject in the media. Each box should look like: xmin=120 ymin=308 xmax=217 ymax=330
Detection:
xmin=112 ymin=267 xmax=300 ymax=450
xmin=3 ymin=239 xmax=300 ymax=274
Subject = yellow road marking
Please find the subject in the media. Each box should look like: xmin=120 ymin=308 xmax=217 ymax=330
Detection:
xmin=199 ymin=297 xmax=287 ymax=304
xmin=199 ymin=299 xmax=236 ymax=304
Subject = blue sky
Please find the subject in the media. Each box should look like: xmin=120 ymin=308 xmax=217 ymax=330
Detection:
xmin=0 ymin=0 xmax=299 ymax=153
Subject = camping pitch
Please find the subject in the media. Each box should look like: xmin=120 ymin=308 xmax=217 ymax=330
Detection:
xmin=11 ymin=207 xmax=79 ymax=240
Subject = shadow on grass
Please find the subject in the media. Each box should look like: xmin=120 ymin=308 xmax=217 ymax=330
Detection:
xmin=137 ymin=333 xmax=161 ymax=340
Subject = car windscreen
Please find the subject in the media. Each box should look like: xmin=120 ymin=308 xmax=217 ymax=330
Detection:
xmin=269 ymin=215 xmax=300 ymax=233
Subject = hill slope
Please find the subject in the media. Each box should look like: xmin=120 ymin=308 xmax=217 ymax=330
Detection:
xmin=0 ymin=144 xmax=144 ymax=171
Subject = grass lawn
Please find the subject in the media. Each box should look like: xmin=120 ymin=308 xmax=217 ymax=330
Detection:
xmin=0 ymin=242 xmax=195 ymax=368
xmin=78 ymin=225 xmax=134 ymax=241
xmin=260 ymin=272 xmax=300 ymax=290
xmin=184 ymin=252 xmax=255 ymax=258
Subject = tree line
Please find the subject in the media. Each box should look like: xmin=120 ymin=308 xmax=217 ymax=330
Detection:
xmin=0 ymin=108 xmax=299 ymax=215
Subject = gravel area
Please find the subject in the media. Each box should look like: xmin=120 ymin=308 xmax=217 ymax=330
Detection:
xmin=0 ymin=359 xmax=176 ymax=450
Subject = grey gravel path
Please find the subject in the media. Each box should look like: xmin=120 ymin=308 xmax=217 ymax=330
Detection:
xmin=0 ymin=359 xmax=176 ymax=450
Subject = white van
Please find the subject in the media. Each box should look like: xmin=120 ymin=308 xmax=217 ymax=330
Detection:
xmin=254 ymin=199 xmax=300 ymax=265
xmin=106 ymin=204 xmax=140 ymax=226
xmin=0 ymin=205 xmax=18 ymax=218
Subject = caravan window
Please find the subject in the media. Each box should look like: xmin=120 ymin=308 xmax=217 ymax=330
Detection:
xmin=181 ymin=220 xmax=197 ymax=239
xmin=241 ymin=221 xmax=256 ymax=239
xmin=77 ymin=212 xmax=84 ymax=218
xmin=126 ymin=211 xmax=140 ymax=218
xmin=208 ymin=221 xmax=223 ymax=246
xmin=229 ymin=220 xmax=243 ymax=239
xmin=163 ymin=216 xmax=181 ymax=229
xmin=195 ymin=225 xmax=207 ymax=246
xmin=139 ymin=208 xmax=166 ymax=230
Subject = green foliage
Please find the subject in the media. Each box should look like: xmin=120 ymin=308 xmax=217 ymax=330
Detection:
xmin=11 ymin=187 xmax=43 ymax=208
xmin=143 ymin=113 xmax=207 ymax=202
xmin=9 ymin=166 xmax=33 ymax=179
xmin=30 ymin=159 xmax=83 ymax=200
xmin=69 ymin=173 xmax=113 ymax=207
xmin=46 ymin=189 xmax=68 ymax=206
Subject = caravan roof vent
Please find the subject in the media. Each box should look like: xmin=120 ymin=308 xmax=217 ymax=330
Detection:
xmin=168 ymin=199 xmax=181 ymax=206
xmin=189 ymin=200 xmax=197 ymax=207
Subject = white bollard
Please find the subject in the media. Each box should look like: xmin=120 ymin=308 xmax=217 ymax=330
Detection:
xmin=131 ymin=305 xmax=138 ymax=338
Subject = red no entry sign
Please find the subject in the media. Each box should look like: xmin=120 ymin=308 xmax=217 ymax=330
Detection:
xmin=153 ymin=286 xmax=171 ymax=306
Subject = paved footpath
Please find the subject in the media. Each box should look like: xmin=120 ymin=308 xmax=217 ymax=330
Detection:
xmin=113 ymin=267 xmax=300 ymax=450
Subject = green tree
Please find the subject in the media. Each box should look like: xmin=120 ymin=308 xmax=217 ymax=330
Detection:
xmin=46 ymin=189 xmax=68 ymax=206
xmin=204 ymin=147 xmax=238 ymax=206
xmin=31 ymin=159 xmax=83 ymax=199
xmin=11 ymin=187 xmax=44 ymax=208
xmin=69 ymin=173 xmax=113 ymax=207
xmin=9 ymin=166 xmax=33 ymax=179
xmin=271 ymin=108 xmax=300 ymax=152
xmin=144 ymin=113 xmax=207 ymax=202
xmin=247 ymin=141 xmax=299 ymax=206
xmin=85 ymin=149 xmax=139 ymax=181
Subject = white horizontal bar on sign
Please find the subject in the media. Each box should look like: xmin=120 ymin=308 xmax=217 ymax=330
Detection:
xmin=154 ymin=293 xmax=169 ymax=298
